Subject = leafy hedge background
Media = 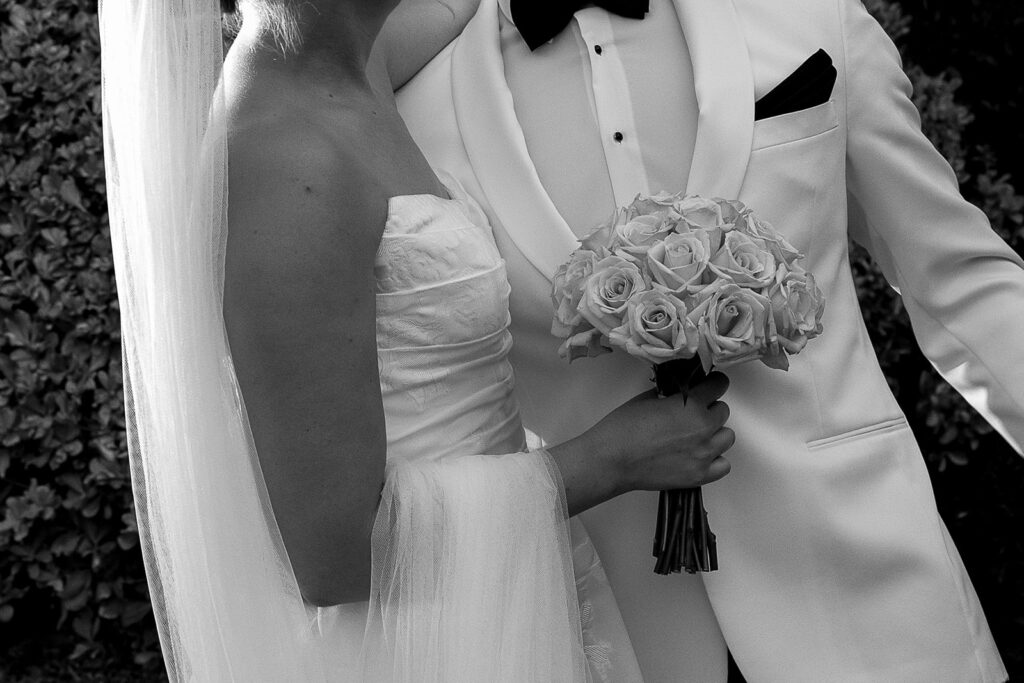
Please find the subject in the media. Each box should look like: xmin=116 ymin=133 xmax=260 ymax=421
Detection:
xmin=0 ymin=0 xmax=1021 ymax=680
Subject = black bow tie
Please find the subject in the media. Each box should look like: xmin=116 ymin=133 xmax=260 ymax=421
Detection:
xmin=511 ymin=0 xmax=650 ymax=51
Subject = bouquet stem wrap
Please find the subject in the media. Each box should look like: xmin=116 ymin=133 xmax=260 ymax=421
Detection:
xmin=651 ymin=359 xmax=718 ymax=575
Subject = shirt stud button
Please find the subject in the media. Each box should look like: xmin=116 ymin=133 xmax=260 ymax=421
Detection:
xmin=613 ymin=131 xmax=624 ymax=143
xmin=594 ymin=45 xmax=603 ymax=55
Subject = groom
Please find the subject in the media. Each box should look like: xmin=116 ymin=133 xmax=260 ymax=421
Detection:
xmin=396 ymin=0 xmax=1023 ymax=680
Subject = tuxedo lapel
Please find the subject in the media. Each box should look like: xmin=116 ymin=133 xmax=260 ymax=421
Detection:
xmin=451 ymin=1 xmax=580 ymax=281
xmin=671 ymin=0 xmax=754 ymax=198
xmin=449 ymin=0 xmax=756 ymax=279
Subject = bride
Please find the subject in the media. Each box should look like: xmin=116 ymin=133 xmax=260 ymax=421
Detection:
xmin=100 ymin=0 xmax=734 ymax=679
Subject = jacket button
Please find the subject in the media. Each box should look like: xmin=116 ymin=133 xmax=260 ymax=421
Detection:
xmin=613 ymin=131 xmax=624 ymax=142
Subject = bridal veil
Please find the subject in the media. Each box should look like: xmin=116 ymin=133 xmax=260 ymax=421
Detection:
xmin=99 ymin=0 xmax=591 ymax=679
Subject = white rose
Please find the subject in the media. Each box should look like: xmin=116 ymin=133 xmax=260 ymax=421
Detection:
xmin=708 ymin=230 xmax=777 ymax=290
xmin=688 ymin=282 xmax=784 ymax=371
xmin=767 ymin=264 xmax=825 ymax=353
xmin=612 ymin=213 xmax=680 ymax=260
xmin=576 ymin=255 xmax=649 ymax=334
xmin=741 ymin=214 xmax=802 ymax=266
xmin=551 ymin=249 xmax=599 ymax=336
xmin=646 ymin=231 xmax=713 ymax=293
xmin=630 ymin=191 xmax=685 ymax=217
xmin=608 ymin=286 xmax=699 ymax=363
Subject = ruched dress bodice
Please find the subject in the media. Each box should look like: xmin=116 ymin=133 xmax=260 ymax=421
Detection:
xmin=374 ymin=188 xmax=526 ymax=461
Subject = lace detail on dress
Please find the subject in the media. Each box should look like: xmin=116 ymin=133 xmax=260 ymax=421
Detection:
xmin=570 ymin=518 xmax=645 ymax=683
xmin=579 ymin=598 xmax=615 ymax=681
xmin=376 ymin=194 xmax=508 ymax=348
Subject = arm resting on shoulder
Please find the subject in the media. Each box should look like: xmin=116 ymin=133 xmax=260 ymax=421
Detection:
xmin=841 ymin=0 xmax=1024 ymax=454
xmin=380 ymin=0 xmax=482 ymax=90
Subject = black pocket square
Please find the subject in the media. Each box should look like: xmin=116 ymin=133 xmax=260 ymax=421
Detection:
xmin=754 ymin=49 xmax=837 ymax=121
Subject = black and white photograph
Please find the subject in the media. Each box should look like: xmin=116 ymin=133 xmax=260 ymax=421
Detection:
xmin=1 ymin=0 xmax=1022 ymax=680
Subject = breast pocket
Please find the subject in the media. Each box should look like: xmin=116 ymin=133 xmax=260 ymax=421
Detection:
xmin=752 ymin=100 xmax=839 ymax=151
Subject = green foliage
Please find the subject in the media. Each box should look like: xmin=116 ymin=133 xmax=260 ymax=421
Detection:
xmin=0 ymin=0 xmax=1020 ymax=678
xmin=895 ymin=0 xmax=1024 ymax=190
xmin=0 ymin=0 xmax=161 ymax=673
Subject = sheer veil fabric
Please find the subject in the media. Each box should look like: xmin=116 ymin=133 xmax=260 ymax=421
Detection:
xmin=100 ymin=1 xmax=591 ymax=680
xmin=100 ymin=1 xmax=327 ymax=679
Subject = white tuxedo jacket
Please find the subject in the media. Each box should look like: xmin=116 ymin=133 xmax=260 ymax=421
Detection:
xmin=397 ymin=0 xmax=1023 ymax=680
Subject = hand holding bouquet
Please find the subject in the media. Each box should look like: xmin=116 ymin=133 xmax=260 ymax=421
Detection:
xmin=551 ymin=193 xmax=826 ymax=574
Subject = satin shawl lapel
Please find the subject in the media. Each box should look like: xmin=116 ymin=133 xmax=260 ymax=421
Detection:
xmin=449 ymin=0 xmax=756 ymax=279
xmin=672 ymin=0 xmax=754 ymax=198
xmin=451 ymin=1 xmax=579 ymax=281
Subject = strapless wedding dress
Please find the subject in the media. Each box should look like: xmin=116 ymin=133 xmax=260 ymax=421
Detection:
xmin=316 ymin=180 xmax=643 ymax=682
xmin=374 ymin=190 xmax=523 ymax=462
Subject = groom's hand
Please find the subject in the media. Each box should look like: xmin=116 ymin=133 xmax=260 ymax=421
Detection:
xmin=548 ymin=372 xmax=734 ymax=515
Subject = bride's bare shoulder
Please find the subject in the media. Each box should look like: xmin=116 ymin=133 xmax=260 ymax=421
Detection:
xmin=222 ymin=64 xmax=388 ymax=253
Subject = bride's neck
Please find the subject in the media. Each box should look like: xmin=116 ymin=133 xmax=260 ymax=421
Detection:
xmin=236 ymin=0 xmax=397 ymax=90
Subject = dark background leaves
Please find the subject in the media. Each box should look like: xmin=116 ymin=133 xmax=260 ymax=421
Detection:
xmin=0 ymin=0 xmax=1021 ymax=680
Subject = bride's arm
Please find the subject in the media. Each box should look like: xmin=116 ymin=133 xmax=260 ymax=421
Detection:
xmin=379 ymin=0 xmax=482 ymax=90
xmin=221 ymin=120 xmax=733 ymax=609
xmin=224 ymin=120 xmax=389 ymax=607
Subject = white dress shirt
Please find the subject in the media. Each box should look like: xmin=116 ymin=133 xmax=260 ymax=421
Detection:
xmin=495 ymin=4 xmax=729 ymax=680
xmin=498 ymin=0 xmax=699 ymax=237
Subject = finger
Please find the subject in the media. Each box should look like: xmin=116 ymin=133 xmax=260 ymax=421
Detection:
xmin=707 ymin=400 xmax=730 ymax=427
xmin=701 ymin=456 xmax=731 ymax=484
xmin=689 ymin=371 xmax=729 ymax=404
xmin=710 ymin=427 xmax=736 ymax=455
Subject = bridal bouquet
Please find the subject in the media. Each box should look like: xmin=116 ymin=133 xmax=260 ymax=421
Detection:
xmin=551 ymin=192 xmax=825 ymax=574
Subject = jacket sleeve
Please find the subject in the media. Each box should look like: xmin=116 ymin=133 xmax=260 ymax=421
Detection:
xmin=840 ymin=0 xmax=1024 ymax=455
